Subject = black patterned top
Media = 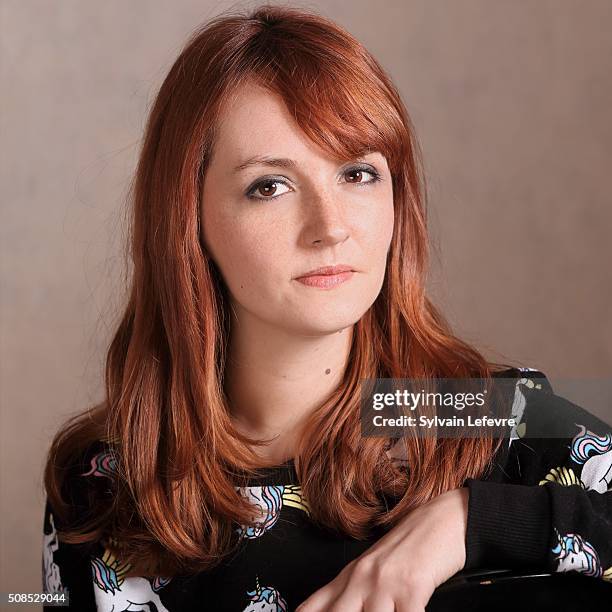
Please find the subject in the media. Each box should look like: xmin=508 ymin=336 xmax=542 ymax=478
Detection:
xmin=42 ymin=368 xmax=612 ymax=610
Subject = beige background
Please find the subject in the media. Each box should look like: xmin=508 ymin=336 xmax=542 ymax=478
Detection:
xmin=1 ymin=0 xmax=611 ymax=604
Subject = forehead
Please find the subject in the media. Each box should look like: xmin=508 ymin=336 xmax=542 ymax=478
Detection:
xmin=210 ymin=80 xmax=332 ymax=166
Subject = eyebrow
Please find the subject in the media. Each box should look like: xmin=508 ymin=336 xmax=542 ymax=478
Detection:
xmin=232 ymin=153 xmax=374 ymax=174
xmin=233 ymin=156 xmax=298 ymax=174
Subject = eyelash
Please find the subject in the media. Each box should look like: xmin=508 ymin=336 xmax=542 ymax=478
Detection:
xmin=245 ymin=164 xmax=383 ymax=201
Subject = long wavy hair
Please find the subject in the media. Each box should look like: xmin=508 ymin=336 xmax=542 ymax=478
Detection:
xmin=44 ymin=3 xmax=513 ymax=578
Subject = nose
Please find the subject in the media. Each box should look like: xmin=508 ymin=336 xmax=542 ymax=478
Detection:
xmin=299 ymin=188 xmax=350 ymax=248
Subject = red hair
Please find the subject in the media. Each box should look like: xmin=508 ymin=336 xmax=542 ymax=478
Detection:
xmin=44 ymin=4 xmax=511 ymax=577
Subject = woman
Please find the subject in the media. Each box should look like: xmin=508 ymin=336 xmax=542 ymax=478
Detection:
xmin=42 ymin=4 xmax=612 ymax=611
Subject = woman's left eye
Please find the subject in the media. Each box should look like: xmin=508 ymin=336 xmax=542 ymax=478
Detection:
xmin=343 ymin=165 xmax=381 ymax=185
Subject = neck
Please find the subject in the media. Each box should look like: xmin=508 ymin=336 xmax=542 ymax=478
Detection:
xmin=224 ymin=305 xmax=353 ymax=463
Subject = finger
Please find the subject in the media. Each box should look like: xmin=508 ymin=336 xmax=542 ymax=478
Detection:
xmin=295 ymin=585 xmax=337 ymax=612
xmin=297 ymin=561 xmax=358 ymax=612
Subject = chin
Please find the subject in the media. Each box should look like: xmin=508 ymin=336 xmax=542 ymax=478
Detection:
xmin=291 ymin=308 xmax=369 ymax=336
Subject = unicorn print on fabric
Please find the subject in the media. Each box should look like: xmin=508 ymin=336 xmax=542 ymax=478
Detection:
xmin=539 ymin=424 xmax=612 ymax=493
xmin=235 ymin=484 xmax=310 ymax=539
xmin=82 ymin=449 xmax=118 ymax=479
xmin=91 ymin=546 xmax=172 ymax=611
xmin=508 ymin=375 xmax=543 ymax=449
xmin=569 ymin=425 xmax=612 ymax=493
xmin=552 ymin=528 xmax=604 ymax=579
xmin=243 ymin=574 xmax=288 ymax=611
xmin=542 ymin=423 xmax=612 ymax=582
xmin=42 ymin=512 xmax=68 ymax=596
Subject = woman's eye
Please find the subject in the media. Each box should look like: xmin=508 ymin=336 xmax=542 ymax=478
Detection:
xmin=246 ymin=179 xmax=291 ymax=201
xmin=343 ymin=166 xmax=382 ymax=185
xmin=245 ymin=165 xmax=381 ymax=201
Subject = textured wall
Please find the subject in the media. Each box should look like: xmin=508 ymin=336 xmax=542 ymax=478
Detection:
xmin=1 ymin=0 xmax=610 ymax=602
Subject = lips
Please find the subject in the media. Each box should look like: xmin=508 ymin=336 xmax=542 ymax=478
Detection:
xmin=294 ymin=265 xmax=355 ymax=290
xmin=296 ymin=264 xmax=354 ymax=278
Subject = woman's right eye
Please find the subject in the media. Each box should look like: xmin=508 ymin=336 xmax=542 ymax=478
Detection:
xmin=245 ymin=179 xmax=292 ymax=201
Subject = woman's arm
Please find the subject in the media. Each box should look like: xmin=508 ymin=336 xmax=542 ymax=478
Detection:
xmin=464 ymin=377 xmax=612 ymax=582
xmin=296 ymin=373 xmax=611 ymax=611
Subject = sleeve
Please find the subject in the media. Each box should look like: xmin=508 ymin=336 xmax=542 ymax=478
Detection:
xmin=42 ymin=498 xmax=98 ymax=611
xmin=42 ymin=441 xmax=111 ymax=611
xmin=463 ymin=370 xmax=612 ymax=586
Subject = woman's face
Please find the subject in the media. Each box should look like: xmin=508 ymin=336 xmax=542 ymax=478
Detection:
xmin=200 ymin=81 xmax=394 ymax=336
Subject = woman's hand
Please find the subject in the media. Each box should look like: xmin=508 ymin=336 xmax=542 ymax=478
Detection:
xmin=295 ymin=487 xmax=469 ymax=612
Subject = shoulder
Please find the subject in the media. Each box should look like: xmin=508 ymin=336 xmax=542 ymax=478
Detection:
xmin=491 ymin=366 xmax=609 ymax=437
xmin=46 ymin=439 xmax=118 ymax=531
xmin=67 ymin=438 xmax=118 ymax=495
xmin=492 ymin=365 xmax=553 ymax=392
xmin=500 ymin=367 xmax=612 ymax=490
xmin=505 ymin=367 xmax=611 ymax=439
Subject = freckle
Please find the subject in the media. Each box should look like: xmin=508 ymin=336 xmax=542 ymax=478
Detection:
xmin=325 ymin=368 xmax=331 ymax=375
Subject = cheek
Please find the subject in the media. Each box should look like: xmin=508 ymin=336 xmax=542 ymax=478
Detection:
xmin=361 ymin=196 xmax=394 ymax=259
xmin=203 ymin=211 xmax=287 ymax=292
